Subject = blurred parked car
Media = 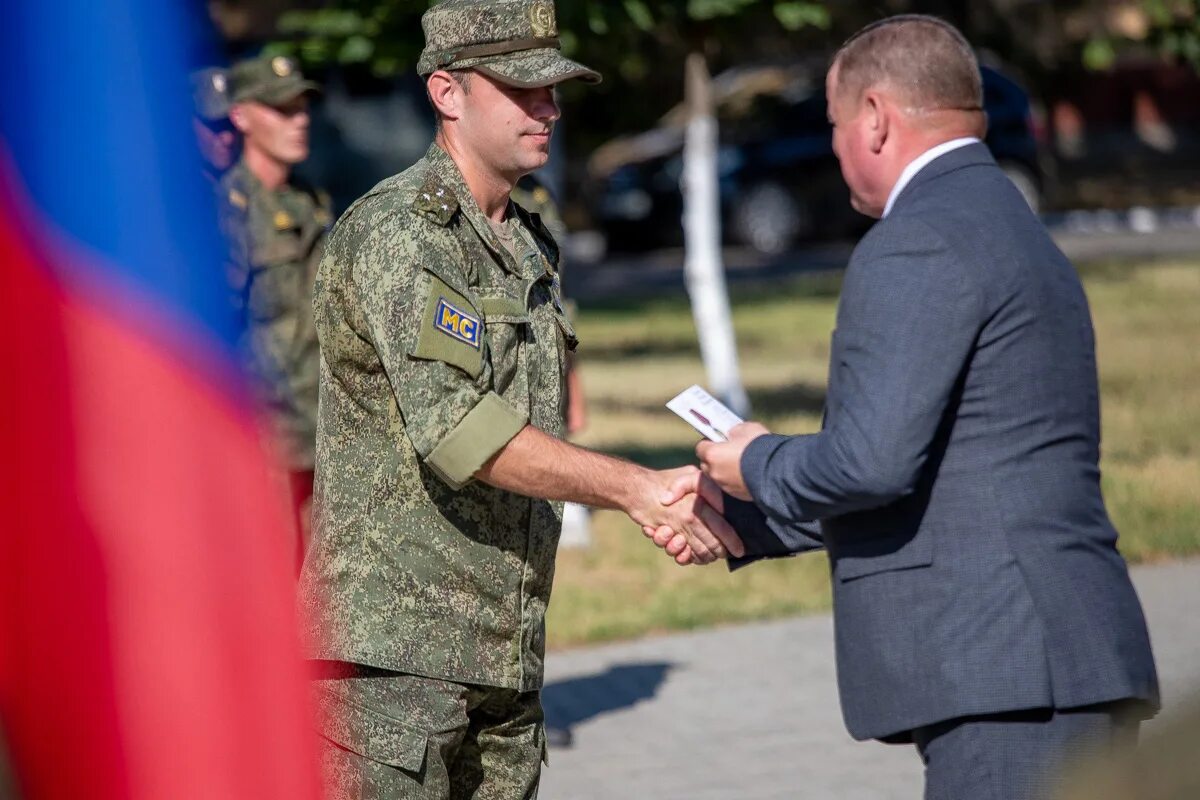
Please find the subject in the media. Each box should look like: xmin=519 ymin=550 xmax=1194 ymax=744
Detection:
xmin=589 ymin=63 xmax=1044 ymax=254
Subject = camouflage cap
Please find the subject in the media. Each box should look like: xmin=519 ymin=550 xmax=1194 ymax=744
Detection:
xmin=418 ymin=0 xmax=601 ymax=89
xmin=229 ymin=55 xmax=320 ymax=106
xmin=191 ymin=67 xmax=230 ymax=122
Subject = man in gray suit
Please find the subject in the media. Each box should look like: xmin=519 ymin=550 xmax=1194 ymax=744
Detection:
xmin=654 ymin=15 xmax=1159 ymax=799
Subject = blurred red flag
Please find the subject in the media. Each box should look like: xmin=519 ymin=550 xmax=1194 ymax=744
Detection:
xmin=0 ymin=3 xmax=321 ymax=799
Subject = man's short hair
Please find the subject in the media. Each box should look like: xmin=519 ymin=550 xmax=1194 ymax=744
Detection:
xmin=831 ymin=15 xmax=982 ymax=113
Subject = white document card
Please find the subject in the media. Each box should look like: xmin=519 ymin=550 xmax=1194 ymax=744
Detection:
xmin=666 ymin=385 xmax=744 ymax=442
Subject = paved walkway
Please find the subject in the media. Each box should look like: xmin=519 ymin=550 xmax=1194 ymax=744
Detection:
xmin=540 ymin=559 xmax=1200 ymax=799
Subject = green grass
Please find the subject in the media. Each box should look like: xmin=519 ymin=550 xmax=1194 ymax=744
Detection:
xmin=546 ymin=259 xmax=1200 ymax=649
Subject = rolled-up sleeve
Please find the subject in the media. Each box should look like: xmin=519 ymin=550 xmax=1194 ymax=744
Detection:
xmin=355 ymin=219 xmax=528 ymax=490
xmin=424 ymin=391 xmax=527 ymax=488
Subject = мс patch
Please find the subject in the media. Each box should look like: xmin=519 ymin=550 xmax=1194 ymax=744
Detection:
xmin=410 ymin=270 xmax=485 ymax=379
xmin=434 ymin=297 xmax=481 ymax=348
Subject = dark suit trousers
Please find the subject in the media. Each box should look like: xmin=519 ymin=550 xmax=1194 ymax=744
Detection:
xmin=913 ymin=703 xmax=1140 ymax=800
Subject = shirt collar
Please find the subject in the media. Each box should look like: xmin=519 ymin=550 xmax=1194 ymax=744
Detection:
xmin=882 ymin=137 xmax=981 ymax=218
xmin=424 ymin=142 xmax=526 ymax=276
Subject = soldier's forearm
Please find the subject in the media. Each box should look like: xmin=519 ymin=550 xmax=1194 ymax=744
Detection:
xmin=476 ymin=424 xmax=651 ymax=513
xmin=479 ymin=425 xmax=741 ymax=562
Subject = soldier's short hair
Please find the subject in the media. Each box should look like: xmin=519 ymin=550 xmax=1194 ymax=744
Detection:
xmin=831 ymin=15 xmax=982 ymax=114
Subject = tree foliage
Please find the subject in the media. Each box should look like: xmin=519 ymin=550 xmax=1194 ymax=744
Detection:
xmin=262 ymin=0 xmax=1200 ymax=81
xmin=1086 ymin=0 xmax=1200 ymax=70
xmin=262 ymin=0 xmax=831 ymax=153
xmin=267 ymin=0 xmax=830 ymax=79
xmin=253 ymin=0 xmax=1200 ymax=156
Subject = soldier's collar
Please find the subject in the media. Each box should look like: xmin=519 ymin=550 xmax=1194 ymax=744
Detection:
xmin=510 ymin=202 xmax=560 ymax=270
xmin=231 ymin=155 xmax=309 ymax=195
xmin=422 ymin=143 xmax=522 ymax=276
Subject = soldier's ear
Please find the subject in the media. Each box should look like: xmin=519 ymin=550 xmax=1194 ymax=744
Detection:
xmin=427 ymin=71 xmax=464 ymax=123
xmin=228 ymin=103 xmax=251 ymax=135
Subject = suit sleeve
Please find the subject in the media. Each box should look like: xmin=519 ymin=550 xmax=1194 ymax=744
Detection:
xmin=742 ymin=219 xmax=983 ymax=524
xmin=354 ymin=218 xmax=528 ymax=490
xmin=722 ymin=494 xmax=824 ymax=571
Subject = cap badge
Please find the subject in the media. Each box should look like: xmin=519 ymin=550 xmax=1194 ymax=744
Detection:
xmin=271 ymin=57 xmax=293 ymax=77
xmin=529 ymin=2 xmax=556 ymax=38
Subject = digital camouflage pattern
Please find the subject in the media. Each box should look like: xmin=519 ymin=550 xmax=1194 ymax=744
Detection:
xmin=219 ymin=158 xmax=331 ymax=469
xmin=417 ymin=0 xmax=600 ymax=88
xmin=511 ymin=176 xmax=580 ymax=323
xmin=298 ymin=142 xmax=577 ymax=691
xmin=314 ymin=667 xmax=545 ymax=799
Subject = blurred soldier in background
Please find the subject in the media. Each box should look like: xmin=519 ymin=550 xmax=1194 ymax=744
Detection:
xmin=190 ymin=67 xmax=236 ymax=183
xmin=220 ymin=55 xmax=332 ymax=569
xmin=510 ymin=176 xmax=565 ymax=244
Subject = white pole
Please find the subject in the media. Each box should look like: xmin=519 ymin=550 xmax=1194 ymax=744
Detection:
xmin=681 ymin=52 xmax=750 ymax=417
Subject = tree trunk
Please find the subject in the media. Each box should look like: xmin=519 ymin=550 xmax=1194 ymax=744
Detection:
xmin=681 ymin=51 xmax=750 ymax=417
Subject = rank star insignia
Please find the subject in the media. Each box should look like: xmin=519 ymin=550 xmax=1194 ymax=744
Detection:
xmin=271 ymin=56 xmax=292 ymax=77
xmin=529 ymin=1 xmax=556 ymax=37
xmin=212 ymin=72 xmax=226 ymax=93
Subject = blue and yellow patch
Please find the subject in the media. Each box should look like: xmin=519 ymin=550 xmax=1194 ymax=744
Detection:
xmin=434 ymin=297 xmax=481 ymax=349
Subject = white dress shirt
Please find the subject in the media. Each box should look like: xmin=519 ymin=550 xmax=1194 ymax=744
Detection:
xmin=881 ymin=137 xmax=981 ymax=218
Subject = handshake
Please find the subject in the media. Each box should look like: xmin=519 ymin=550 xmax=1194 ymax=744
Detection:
xmin=626 ymin=421 xmax=769 ymax=566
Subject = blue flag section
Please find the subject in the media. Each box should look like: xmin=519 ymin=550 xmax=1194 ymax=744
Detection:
xmin=0 ymin=0 xmax=238 ymax=354
xmin=0 ymin=3 xmax=323 ymax=799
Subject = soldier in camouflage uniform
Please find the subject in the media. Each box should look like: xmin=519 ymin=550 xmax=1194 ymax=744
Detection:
xmin=299 ymin=1 xmax=744 ymax=797
xmin=190 ymin=66 xmax=236 ymax=183
xmin=220 ymin=55 xmax=332 ymax=567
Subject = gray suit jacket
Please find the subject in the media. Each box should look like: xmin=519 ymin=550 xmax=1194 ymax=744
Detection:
xmin=730 ymin=143 xmax=1159 ymax=742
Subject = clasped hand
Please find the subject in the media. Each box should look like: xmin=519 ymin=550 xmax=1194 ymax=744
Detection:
xmin=641 ymin=422 xmax=770 ymax=565
xmin=626 ymin=465 xmax=744 ymax=566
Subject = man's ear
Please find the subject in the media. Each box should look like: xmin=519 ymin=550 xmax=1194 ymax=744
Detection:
xmin=228 ymin=103 xmax=250 ymax=135
xmin=427 ymin=71 xmax=463 ymax=122
xmin=864 ymin=91 xmax=888 ymax=154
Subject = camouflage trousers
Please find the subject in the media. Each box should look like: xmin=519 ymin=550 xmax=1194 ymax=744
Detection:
xmin=314 ymin=664 xmax=546 ymax=800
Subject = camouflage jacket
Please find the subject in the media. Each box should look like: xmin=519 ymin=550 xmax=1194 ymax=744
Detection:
xmin=218 ymin=158 xmax=330 ymax=469
xmin=299 ymin=142 xmax=577 ymax=691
